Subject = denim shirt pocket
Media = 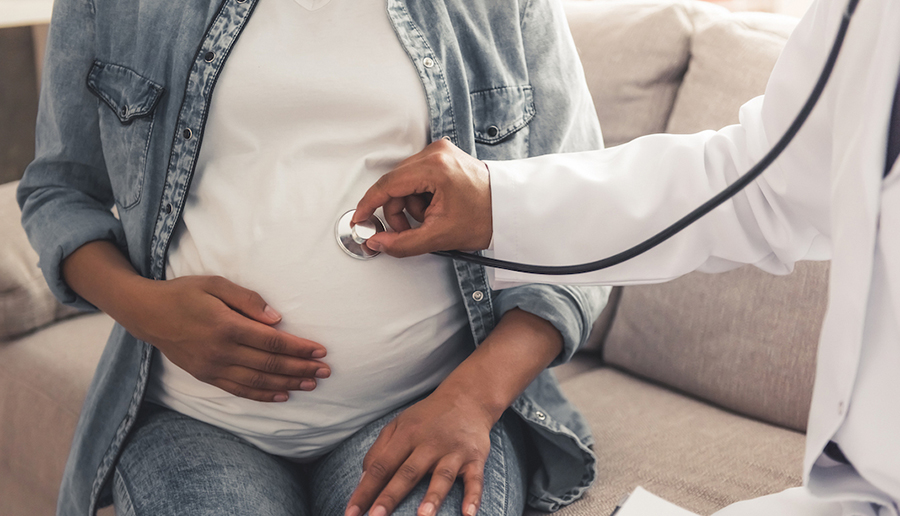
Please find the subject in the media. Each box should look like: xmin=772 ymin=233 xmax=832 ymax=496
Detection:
xmin=87 ymin=60 xmax=164 ymax=210
xmin=470 ymin=85 xmax=535 ymax=160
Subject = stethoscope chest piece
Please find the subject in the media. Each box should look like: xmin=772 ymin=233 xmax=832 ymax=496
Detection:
xmin=335 ymin=209 xmax=386 ymax=259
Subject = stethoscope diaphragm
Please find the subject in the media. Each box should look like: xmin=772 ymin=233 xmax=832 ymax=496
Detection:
xmin=335 ymin=209 xmax=386 ymax=259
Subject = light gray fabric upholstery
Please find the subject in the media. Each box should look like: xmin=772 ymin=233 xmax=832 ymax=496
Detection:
xmin=564 ymin=0 xmax=725 ymax=147
xmin=667 ymin=11 xmax=797 ymax=134
xmin=602 ymin=263 xmax=828 ymax=432
xmin=0 ymin=180 xmax=79 ymax=341
xmin=0 ymin=312 xmax=113 ymax=509
xmin=526 ymin=367 xmax=806 ymax=516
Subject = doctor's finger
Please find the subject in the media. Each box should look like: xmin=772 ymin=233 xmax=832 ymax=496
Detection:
xmin=365 ymin=224 xmax=444 ymax=258
xmin=405 ymin=193 xmax=432 ymax=223
xmin=383 ymin=196 xmax=412 ymax=232
xmin=354 ymin=169 xmax=438 ymax=225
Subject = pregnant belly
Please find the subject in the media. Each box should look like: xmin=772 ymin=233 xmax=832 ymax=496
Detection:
xmin=147 ymin=282 xmax=472 ymax=459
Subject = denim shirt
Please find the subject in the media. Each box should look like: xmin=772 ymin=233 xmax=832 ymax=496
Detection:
xmin=18 ymin=0 xmax=608 ymax=514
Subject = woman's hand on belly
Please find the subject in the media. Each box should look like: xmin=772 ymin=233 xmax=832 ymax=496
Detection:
xmin=61 ymin=241 xmax=330 ymax=403
xmin=134 ymin=274 xmax=331 ymax=402
xmin=345 ymin=308 xmax=564 ymax=516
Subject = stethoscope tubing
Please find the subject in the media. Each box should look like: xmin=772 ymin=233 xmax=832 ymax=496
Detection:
xmin=433 ymin=0 xmax=860 ymax=275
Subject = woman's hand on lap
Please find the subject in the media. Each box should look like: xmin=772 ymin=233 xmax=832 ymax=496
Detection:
xmin=345 ymin=387 xmax=494 ymax=516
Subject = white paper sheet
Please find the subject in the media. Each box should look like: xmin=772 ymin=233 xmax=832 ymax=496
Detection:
xmin=612 ymin=486 xmax=701 ymax=516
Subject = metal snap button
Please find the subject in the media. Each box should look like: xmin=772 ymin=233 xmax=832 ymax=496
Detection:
xmin=423 ymin=57 xmax=435 ymax=68
xmin=165 ymin=203 xmax=173 ymax=214
xmin=486 ymin=125 xmax=500 ymax=138
xmin=120 ymin=106 xmax=128 ymax=116
xmin=183 ymin=128 xmax=193 ymax=140
xmin=472 ymin=291 xmax=484 ymax=302
xmin=203 ymin=51 xmax=215 ymax=62
xmin=442 ymin=135 xmax=451 ymax=142
xmin=535 ymin=411 xmax=546 ymax=421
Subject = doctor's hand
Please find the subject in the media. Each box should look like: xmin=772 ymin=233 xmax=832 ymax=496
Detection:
xmin=353 ymin=139 xmax=493 ymax=257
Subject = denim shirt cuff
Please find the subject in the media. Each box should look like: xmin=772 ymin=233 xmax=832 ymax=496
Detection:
xmin=35 ymin=211 xmax=127 ymax=312
xmin=493 ymin=285 xmax=609 ymax=367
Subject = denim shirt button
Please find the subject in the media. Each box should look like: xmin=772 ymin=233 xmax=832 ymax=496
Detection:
xmin=165 ymin=203 xmax=173 ymax=214
xmin=183 ymin=128 xmax=193 ymax=140
xmin=120 ymin=106 xmax=127 ymax=116
xmin=203 ymin=51 xmax=215 ymax=62
xmin=423 ymin=57 xmax=435 ymax=68
xmin=472 ymin=290 xmax=484 ymax=302
xmin=535 ymin=411 xmax=546 ymax=421
xmin=487 ymin=125 xmax=499 ymax=138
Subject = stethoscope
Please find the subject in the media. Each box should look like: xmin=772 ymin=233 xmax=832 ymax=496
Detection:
xmin=337 ymin=0 xmax=860 ymax=274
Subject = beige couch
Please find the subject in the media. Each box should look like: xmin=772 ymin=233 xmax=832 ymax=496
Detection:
xmin=0 ymin=1 xmax=825 ymax=515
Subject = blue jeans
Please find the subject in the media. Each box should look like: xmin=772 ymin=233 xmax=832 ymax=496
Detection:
xmin=111 ymin=402 xmax=527 ymax=516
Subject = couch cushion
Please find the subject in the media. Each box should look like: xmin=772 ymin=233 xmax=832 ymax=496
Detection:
xmin=602 ymin=262 xmax=828 ymax=432
xmin=0 ymin=180 xmax=80 ymax=341
xmin=0 ymin=312 xmax=114 ymax=507
xmin=527 ymin=367 xmax=805 ymax=516
xmin=563 ymin=0 xmax=725 ymax=147
xmin=666 ymin=11 xmax=797 ymax=134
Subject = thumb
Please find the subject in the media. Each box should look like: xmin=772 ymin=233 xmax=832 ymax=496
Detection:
xmin=203 ymin=276 xmax=282 ymax=325
xmin=365 ymin=225 xmax=440 ymax=258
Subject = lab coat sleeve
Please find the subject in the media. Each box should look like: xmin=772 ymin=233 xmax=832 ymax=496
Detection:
xmin=486 ymin=0 xmax=610 ymax=364
xmin=487 ymin=0 xmax=843 ymax=288
xmin=16 ymin=0 xmax=126 ymax=310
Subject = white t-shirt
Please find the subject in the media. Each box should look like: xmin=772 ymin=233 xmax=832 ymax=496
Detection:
xmin=146 ymin=0 xmax=472 ymax=459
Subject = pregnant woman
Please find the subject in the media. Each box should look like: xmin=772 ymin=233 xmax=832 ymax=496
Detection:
xmin=18 ymin=0 xmax=607 ymax=514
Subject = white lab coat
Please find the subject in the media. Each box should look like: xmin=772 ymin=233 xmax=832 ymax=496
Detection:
xmin=486 ymin=0 xmax=900 ymax=512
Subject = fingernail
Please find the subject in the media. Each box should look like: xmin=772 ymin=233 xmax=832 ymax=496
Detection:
xmin=264 ymin=305 xmax=281 ymax=321
xmin=315 ymin=368 xmax=330 ymax=379
xmin=345 ymin=506 xmax=361 ymax=516
xmin=466 ymin=503 xmax=477 ymax=516
xmin=300 ymin=380 xmax=316 ymax=391
xmin=312 ymin=349 xmax=326 ymax=358
xmin=274 ymin=393 xmax=288 ymax=402
xmin=419 ymin=502 xmax=435 ymax=516
xmin=367 ymin=241 xmax=384 ymax=252
xmin=371 ymin=506 xmax=387 ymax=516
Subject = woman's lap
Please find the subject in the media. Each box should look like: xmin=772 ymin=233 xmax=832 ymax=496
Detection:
xmin=112 ymin=403 xmax=310 ymax=516
xmin=113 ymin=403 xmax=527 ymax=516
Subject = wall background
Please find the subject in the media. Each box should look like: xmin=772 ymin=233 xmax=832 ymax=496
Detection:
xmin=0 ymin=26 xmax=39 ymax=185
